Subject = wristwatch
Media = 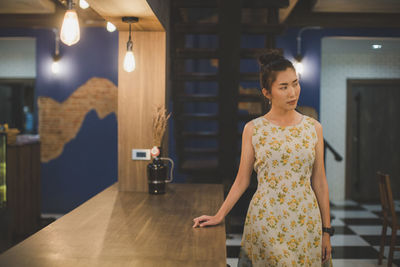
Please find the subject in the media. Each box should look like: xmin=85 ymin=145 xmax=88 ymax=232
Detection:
xmin=322 ymin=227 xmax=335 ymax=236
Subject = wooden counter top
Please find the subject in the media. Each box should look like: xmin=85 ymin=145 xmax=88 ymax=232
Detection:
xmin=0 ymin=183 xmax=226 ymax=267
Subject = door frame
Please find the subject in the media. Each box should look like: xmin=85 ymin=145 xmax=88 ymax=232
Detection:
xmin=345 ymin=79 xmax=400 ymax=199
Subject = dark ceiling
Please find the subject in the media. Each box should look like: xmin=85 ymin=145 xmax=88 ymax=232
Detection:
xmin=0 ymin=0 xmax=399 ymax=29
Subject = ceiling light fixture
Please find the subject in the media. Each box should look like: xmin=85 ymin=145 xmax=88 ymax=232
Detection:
xmin=295 ymin=26 xmax=322 ymax=77
xmin=122 ymin=16 xmax=139 ymax=72
xmin=372 ymin=44 xmax=382 ymax=49
xmin=106 ymin=22 xmax=117 ymax=32
xmin=60 ymin=0 xmax=80 ymax=46
xmin=79 ymin=0 xmax=89 ymax=9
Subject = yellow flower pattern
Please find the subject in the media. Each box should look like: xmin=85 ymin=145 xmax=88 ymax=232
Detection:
xmin=241 ymin=115 xmax=322 ymax=266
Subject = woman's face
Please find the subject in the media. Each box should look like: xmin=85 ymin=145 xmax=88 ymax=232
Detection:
xmin=262 ymin=67 xmax=300 ymax=111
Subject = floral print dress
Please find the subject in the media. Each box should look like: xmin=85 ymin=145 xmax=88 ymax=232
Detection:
xmin=240 ymin=115 xmax=322 ymax=267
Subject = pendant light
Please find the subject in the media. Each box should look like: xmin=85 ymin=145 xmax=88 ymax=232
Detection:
xmin=122 ymin=17 xmax=139 ymax=72
xmin=294 ymin=26 xmax=322 ymax=77
xmin=60 ymin=0 xmax=80 ymax=46
xmin=293 ymin=55 xmax=303 ymax=76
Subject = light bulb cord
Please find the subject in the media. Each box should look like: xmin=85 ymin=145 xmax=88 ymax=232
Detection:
xmin=129 ymin=23 xmax=131 ymax=41
xmin=52 ymin=28 xmax=61 ymax=60
xmin=126 ymin=23 xmax=133 ymax=52
xmin=296 ymin=26 xmax=322 ymax=58
xmin=53 ymin=28 xmax=60 ymax=56
xmin=67 ymin=0 xmax=73 ymax=10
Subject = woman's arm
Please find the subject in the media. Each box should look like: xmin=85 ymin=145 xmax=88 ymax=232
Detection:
xmin=193 ymin=121 xmax=255 ymax=228
xmin=310 ymin=120 xmax=332 ymax=263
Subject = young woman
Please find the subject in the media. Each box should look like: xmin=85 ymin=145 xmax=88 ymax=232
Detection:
xmin=192 ymin=50 xmax=333 ymax=266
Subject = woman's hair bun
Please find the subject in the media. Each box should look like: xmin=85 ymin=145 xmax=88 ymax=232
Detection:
xmin=258 ymin=49 xmax=284 ymax=66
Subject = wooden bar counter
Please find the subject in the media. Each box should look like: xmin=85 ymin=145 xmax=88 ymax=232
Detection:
xmin=0 ymin=184 xmax=226 ymax=267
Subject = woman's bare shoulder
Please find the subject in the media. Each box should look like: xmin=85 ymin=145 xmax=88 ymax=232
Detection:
xmin=311 ymin=117 xmax=322 ymax=131
xmin=306 ymin=116 xmax=323 ymax=139
xmin=304 ymin=115 xmax=322 ymax=130
xmin=241 ymin=119 xmax=258 ymax=139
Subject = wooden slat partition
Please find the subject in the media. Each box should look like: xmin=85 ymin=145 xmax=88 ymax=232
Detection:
xmin=118 ymin=31 xmax=166 ymax=192
xmin=5 ymin=142 xmax=41 ymax=239
xmin=0 ymin=183 xmax=226 ymax=267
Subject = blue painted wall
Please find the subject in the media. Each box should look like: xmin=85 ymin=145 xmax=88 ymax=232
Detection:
xmin=0 ymin=27 xmax=118 ymax=213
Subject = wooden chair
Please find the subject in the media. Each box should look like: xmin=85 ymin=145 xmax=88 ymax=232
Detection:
xmin=377 ymin=172 xmax=399 ymax=266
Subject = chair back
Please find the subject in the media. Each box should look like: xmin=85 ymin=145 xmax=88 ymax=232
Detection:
xmin=377 ymin=172 xmax=397 ymax=226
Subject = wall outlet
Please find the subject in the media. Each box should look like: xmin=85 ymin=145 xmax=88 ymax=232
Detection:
xmin=132 ymin=149 xmax=150 ymax=160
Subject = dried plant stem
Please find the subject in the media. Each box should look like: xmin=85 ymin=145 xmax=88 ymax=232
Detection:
xmin=152 ymin=106 xmax=171 ymax=147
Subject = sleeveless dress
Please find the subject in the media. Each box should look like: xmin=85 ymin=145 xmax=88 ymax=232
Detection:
xmin=240 ymin=115 xmax=323 ymax=267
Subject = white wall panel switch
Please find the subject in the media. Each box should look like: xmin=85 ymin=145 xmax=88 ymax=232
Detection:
xmin=132 ymin=149 xmax=151 ymax=160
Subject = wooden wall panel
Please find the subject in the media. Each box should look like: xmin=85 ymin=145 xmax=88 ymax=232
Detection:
xmin=118 ymin=31 xmax=166 ymax=192
xmin=86 ymin=0 xmax=164 ymax=31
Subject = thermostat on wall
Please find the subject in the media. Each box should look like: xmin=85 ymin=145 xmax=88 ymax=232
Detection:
xmin=132 ymin=149 xmax=151 ymax=160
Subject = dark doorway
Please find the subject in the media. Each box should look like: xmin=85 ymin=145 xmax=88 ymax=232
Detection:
xmin=0 ymin=79 xmax=35 ymax=133
xmin=346 ymin=79 xmax=400 ymax=201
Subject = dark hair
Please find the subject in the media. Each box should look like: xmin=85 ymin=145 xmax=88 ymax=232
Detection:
xmin=259 ymin=49 xmax=295 ymax=92
xmin=259 ymin=49 xmax=295 ymax=111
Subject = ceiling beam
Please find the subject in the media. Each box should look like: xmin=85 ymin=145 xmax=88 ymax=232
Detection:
xmin=0 ymin=0 xmax=106 ymax=29
xmin=0 ymin=0 xmax=55 ymax=14
xmin=0 ymin=8 xmax=106 ymax=28
xmin=313 ymin=0 xmax=400 ymax=13
xmin=52 ymin=0 xmax=106 ymax=27
xmin=286 ymin=12 xmax=400 ymax=28
xmin=0 ymin=10 xmax=64 ymax=29
xmin=279 ymin=0 xmax=299 ymax=23
xmin=85 ymin=0 xmax=164 ymax=31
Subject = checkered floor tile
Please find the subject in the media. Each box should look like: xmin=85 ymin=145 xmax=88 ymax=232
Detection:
xmin=226 ymin=200 xmax=400 ymax=266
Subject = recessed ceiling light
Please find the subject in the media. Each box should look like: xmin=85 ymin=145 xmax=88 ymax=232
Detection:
xmin=372 ymin=44 xmax=382 ymax=49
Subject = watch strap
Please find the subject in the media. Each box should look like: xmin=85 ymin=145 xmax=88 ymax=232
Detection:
xmin=322 ymin=227 xmax=335 ymax=236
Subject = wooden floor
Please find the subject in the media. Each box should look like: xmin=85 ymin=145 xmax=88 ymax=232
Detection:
xmin=0 ymin=183 xmax=226 ymax=267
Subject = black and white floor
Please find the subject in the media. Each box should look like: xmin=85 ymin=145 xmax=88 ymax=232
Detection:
xmin=226 ymin=200 xmax=400 ymax=267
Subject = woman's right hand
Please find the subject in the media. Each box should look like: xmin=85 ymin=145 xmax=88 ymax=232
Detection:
xmin=192 ymin=215 xmax=223 ymax=228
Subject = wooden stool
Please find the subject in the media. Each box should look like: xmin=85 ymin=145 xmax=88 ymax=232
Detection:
xmin=377 ymin=172 xmax=399 ymax=267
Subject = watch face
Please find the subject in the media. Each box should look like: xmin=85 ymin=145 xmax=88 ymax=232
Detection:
xmin=150 ymin=146 xmax=160 ymax=157
xmin=323 ymin=227 xmax=335 ymax=236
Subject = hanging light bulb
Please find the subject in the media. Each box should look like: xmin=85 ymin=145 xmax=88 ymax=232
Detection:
xmin=124 ymin=50 xmax=135 ymax=72
xmin=79 ymin=0 xmax=89 ymax=9
xmin=122 ymin=17 xmax=139 ymax=72
xmin=60 ymin=0 xmax=80 ymax=46
xmin=51 ymin=60 xmax=60 ymax=74
xmin=293 ymin=55 xmax=303 ymax=76
xmin=106 ymin=22 xmax=116 ymax=32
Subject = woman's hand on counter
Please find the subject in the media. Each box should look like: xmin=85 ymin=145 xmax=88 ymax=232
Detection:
xmin=192 ymin=214 xmax=223 ymax=228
